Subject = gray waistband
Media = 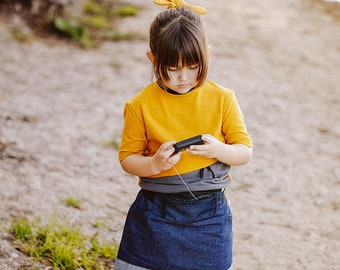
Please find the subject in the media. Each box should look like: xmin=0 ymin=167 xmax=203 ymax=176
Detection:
xmin=139 ymin=162 xmax=231 ymax=193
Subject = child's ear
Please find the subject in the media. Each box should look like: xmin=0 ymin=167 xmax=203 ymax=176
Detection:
xmin=146 ymin=51 xmax=154 ymax=63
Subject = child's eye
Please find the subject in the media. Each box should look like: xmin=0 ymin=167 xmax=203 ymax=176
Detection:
xmin=168 ymin=67 xmax=177 ymax=71
xmin=189 ymin=64 xmax=199 ymax=69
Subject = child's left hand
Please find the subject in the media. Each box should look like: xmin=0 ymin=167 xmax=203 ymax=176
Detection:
xmin=186 ymin=134 xmax=252 ymax=166
xmin=186 ymin=134 xmax=222 ymax=159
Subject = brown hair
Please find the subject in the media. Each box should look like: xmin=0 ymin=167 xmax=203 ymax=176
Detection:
xmin=149 ymin=8 xmax=209 ymax=88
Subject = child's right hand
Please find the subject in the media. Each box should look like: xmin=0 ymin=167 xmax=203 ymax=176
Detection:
xmin=151 ymin=141 xmax=182 ymax=172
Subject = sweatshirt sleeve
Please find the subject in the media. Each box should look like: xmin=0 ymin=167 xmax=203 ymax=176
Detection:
xmin=118 ymin=102 xmax=148 ymax=161
xmin=222 ymin=91 xmax=252 ymax=148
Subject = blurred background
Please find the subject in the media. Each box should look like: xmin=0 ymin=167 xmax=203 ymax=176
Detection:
xmin=0 ymin=0 xmax=339 ymax=269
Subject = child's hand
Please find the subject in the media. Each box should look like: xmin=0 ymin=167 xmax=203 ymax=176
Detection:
xmin=186 ymin=134 xmax=222 ymax=159
xmin=186 ymin=134 xmax=252 ymax=166
xmin=151 ymin=141 xmax=182 ymax=172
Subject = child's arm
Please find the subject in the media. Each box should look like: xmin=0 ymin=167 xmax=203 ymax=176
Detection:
xmin=120 ymin=141 xmax=182 ymax=177
xmin=186 ymin=134 xmax=252 ymax=166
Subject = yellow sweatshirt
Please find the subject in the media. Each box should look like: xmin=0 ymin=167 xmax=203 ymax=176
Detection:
xmin=119 ymin=80 xmax=252 ymax=178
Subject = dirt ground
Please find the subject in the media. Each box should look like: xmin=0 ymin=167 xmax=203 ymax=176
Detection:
xmin=0 ymin=0 xmax=339 ymax=269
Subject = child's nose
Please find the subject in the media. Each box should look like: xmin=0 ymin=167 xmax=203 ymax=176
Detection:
xmin=179 ymin=68 xmax=189 ymax=81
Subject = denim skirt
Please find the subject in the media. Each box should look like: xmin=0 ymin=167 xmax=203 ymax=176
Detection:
xmin=116 ymin=189 xmax=233 ymax=270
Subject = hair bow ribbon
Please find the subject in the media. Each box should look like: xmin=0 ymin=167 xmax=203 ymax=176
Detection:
xmin=153 ymin=0 xmax=207 ymax=14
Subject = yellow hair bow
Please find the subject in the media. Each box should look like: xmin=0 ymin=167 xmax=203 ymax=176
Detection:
xmin=153 ymin=0 xmax=207 ymax=14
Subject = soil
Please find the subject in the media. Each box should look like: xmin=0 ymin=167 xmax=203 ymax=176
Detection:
xmin=0 ymin=0 xmax=339 ymax=269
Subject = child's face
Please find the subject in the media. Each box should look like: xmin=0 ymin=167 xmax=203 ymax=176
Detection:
xmin=163 ymin=63 xmax=199 ymax=94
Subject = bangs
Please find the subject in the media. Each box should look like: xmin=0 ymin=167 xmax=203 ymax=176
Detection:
xmin=162 ymin=32 xmax=201 ymax=68
xmin=154 ymin=15 xmax=208 ymax=87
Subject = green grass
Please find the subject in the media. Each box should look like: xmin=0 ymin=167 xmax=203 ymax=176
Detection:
xmin=106 ymin=31 xmax=142 ymax=41
xmin=101 ymin=138 xmax=120 ymax=150
xmin=53 ymin=0 xmax=140 ymax=47
xmin=10 ymin=217 xmax=118 ymax=269
xmin=60 ymin=197 xmax=83 ymax=209
xmin=113 ymin=5 xmax=139 ymax=17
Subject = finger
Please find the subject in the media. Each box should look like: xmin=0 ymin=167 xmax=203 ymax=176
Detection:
xmin=158 ymin=142 xmax=176 ymax=156
xmin=188 ymin=144 xmax=205 ymax=151
xmin=201 ymin=134 xmax=212 ymax=143
xmin=165 ymin=144 xmax=178 ymax=157
xmin=161 ymin=140 xmax=176 ymax=150
xmin=169 ymin=151 xmax=182 ymax=161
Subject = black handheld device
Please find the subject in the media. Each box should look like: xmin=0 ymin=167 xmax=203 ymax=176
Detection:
xmin=173 ymin=135 xmax=204 ymax=154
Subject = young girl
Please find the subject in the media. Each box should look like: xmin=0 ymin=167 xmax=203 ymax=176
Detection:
xmin=115 ymin=1 xmax=252 ymax=269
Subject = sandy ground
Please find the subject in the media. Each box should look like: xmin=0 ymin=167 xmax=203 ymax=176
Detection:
xmin=0 ymin=0 xmax=339 ymax=269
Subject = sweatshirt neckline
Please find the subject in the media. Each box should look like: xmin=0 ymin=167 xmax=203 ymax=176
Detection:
xmin=155 ymin=81 xmax=199 ymax=96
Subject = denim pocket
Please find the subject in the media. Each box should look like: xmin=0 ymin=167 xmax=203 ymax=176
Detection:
xmin=159 ymin=194 xmax=219 ymax=224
